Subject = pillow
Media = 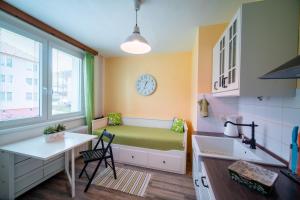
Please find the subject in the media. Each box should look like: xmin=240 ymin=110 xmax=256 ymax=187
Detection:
xmin=108 ymin=112 xmax=122 ymax=126
xmin=171 ymin=118 xmax=184 ymax=133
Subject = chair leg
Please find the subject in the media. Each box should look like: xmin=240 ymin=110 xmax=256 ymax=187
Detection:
xmin=104 ymin=157 xmax=108 ymax=168
xmin=84 ymin=158 xmax=103 ymax=192
xmin=79 ymin=162 xmax=88 ymax=178
xmin=110 ymin=152 xmax=117 ymax=179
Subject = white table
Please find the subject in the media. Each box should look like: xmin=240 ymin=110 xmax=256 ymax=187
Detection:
xmin=0 ymin=132 xmax=96 ymax=198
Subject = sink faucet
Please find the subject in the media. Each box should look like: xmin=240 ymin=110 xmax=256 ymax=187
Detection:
xmin=224 ymin=121 xmax=258 ymax=149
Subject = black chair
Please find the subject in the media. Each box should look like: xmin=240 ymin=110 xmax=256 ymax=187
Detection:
xmin=79 ymin=129 xmax=117 ymax=192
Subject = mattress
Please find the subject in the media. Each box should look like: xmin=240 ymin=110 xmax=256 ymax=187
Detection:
xmin=93 ymin=125 xmax=184 ymax=151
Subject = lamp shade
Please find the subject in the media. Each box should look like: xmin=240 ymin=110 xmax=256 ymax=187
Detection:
xmin=120 ymin=25 xmax=151 ymax=54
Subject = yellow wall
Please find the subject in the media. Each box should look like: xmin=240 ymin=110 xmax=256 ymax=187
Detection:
xmin=191 ymin=29 xmax=200 ymax=131
xmin=104 ymin=52 xmax=192 ymax=123
xmin=198 ymin=23 xmax=227 ymax=93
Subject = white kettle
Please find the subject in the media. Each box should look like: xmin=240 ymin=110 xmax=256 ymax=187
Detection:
xmin=224 ymin=116 xmax=239 ymax=137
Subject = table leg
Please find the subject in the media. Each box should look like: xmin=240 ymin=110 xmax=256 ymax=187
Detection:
xmin=71 ymin=148 xmax=75 ymax=197
xmin=65 ymin=150 xmax=75 ymax=197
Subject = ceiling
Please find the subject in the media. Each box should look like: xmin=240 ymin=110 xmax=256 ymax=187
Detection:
xmin=5 ymin=0 xmax=256 ymax=57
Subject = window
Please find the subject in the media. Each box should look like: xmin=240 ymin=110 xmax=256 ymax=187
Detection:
xmin=25 ymin=78 xmax=32 ymax=85
xmin=0 ymin=27 xmax=41 ymax=122
xmin=6 ymin=92 xmax=12 ymax=101
xmin=0 ymin=74 xmax=4 ymax=82
xmin=52 ymin=48 xmax=82 ymax=115
xmin=26 ymin=92 xmax=32 ymax=100
xmin=6 ymin=56 xmax=12 ymax=67
xmin=0 ymin=17 xmax=84 ymax=128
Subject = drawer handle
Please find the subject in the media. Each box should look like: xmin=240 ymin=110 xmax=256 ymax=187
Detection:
xmin=194 ymin=179 xmax=199 ymax=187
xmin=131 ymin=155 xmax=134 ymax=159
xmin=163 ymin=160 xmax=166 ymax=164
xmin=201 ymin=176 xmax=209 ymax=188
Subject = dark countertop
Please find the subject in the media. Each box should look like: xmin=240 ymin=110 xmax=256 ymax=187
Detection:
xmin=193 ymin=131 xmax=300 ymax=200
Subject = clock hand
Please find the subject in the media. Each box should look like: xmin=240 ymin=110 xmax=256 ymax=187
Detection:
xmin=144 ymin=81 xmax=148 ymax=89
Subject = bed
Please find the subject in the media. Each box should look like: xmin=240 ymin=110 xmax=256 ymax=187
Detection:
xmin=91 ymin=117 xmax=187 ymax=174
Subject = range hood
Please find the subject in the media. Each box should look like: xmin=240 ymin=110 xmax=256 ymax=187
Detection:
xmin=260 ymin=55 xmax=300 ymax=79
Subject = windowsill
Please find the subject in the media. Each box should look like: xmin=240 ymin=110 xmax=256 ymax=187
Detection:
xmin=0 ymin=115 xmax=85 ymax=136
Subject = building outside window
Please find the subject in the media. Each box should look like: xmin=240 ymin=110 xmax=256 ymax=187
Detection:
xmin=25 ymin=78 xmax=32 ymax=85
xmin=6 ymin=56 xmax=12 ymax=67
xmin=7 ymin=75 xmax=13 ymax=83
xmin=0 ymin=27 xmax=40 ymax=122
xmin=52 ymin=48 xmax=81 ymax=115
xmin=0 ymin=55 xmax=4 ymax=66
xmin=0 ymin=92 xmax=4 ymax=101
xmin=0 ymin=74 xmax=5 ymax=82
xmin=6 ymin=92 xmax=12 ymax=101
xmin=25 ymin=92 xmax=32 ymax=100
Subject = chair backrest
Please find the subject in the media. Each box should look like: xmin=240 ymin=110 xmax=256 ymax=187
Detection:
xmin=93 ymin=129 xmax=115 ymax=152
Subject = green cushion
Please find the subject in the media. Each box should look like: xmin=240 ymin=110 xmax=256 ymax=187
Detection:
xmin=93 ymin=125 xmax=184 ymax=151
xmin=108 ymin=112 xmax=121 ymax=126
xmin=171 ymin=118 xmax=184 ymax=133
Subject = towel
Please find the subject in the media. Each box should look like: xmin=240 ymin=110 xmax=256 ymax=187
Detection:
xmin=198 ymin=98 xmax=209 ymax=117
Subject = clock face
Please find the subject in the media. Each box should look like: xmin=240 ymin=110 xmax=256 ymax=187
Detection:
xmin=136 ymin=74 xmax=157 ymax=96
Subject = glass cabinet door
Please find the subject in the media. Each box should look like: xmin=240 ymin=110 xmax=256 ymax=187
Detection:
xmin=226 ymin=14 xmax=240 ymax=91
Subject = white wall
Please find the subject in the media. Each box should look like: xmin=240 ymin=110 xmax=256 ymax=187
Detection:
xmin=197 ymin=89 xmax=300 ymax=161
xmin=197 ymin=93 xmax=239 ymax=133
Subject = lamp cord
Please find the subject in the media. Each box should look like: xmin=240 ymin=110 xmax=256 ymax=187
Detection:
xmin=135 ymin=9 xmax=138 ymax=26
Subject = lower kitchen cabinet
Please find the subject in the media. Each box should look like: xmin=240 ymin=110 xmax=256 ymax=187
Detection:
xmin=193 ymin=149 xmax=215 ymax=200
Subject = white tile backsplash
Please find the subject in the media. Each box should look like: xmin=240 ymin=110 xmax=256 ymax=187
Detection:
xmin=197 ymin=89 xmax=300 ymax=162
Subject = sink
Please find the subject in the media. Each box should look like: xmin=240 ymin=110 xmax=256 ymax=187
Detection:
xmin=192 ymin=135 xmax=285 ymax=167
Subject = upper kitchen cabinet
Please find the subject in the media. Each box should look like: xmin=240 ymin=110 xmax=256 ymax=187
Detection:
xmin=212 ymin=0 xmax=299 ymax=97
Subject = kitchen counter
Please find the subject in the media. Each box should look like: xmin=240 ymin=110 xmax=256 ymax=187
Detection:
xmin=193 ymin=131 xmax=300 ymax=200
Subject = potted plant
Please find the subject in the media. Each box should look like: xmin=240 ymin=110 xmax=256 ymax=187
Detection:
xmin=43 ymin=124 xmax=66 ymax=142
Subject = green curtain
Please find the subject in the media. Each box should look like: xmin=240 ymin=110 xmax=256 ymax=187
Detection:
xmin=84 ymin=52 xmax=94 ymax=133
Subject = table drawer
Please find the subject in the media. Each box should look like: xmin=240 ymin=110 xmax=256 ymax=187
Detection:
xmin=44 ymin=157 xmax=64 ymax=177
xmin=15 ymin=168 xmax=43 ymax=193
xmin=148 ymin=153 xmax=182 ymax=172
xmin=119 ymin=148 xmax=147 ymax=166
xmin=14 ymin=154 xmax=30 ymax=164
xmin=15 ymin=158 xmax=43 ymax=178
xmin=44 ymin=154 xmax=64 ymax=165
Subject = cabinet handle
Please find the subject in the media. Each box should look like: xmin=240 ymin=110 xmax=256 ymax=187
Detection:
xmin=214 ymin=81 xmax=218 ymax=90
xmin=194 ymin=179 xmax=200 ymax=187
xmin=222 ymin=77 xmax=228 ymax=88
xmin=201 ymin=176 xmax=209 ymax=188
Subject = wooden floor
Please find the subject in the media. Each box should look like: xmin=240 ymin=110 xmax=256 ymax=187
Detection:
xmin=17 ymin=158 xmax=196 ymax=200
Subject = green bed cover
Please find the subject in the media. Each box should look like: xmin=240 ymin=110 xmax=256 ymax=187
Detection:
xmin=93 ymin=125 xmax=184 ymax=151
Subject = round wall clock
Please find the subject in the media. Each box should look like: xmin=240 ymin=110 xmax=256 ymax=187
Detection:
xmin=136 ymin=74 xmax=157 ymax=96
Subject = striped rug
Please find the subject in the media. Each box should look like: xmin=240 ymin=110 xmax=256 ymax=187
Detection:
xmin=92 ymin=167 xmax=151 ymax=197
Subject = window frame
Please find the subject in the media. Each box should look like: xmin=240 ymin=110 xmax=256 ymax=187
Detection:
xmin=0 ymin=11 xmax=85 ymax=130
xmin=48 ymin=42 xmax=85 ymax=121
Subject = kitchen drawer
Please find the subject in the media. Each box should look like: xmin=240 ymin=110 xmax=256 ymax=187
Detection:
xmin=119 ymin=148 xmax=147 ymax=166
xmin=15 ymin=158 xmax=43 ymax=178
xmin=14 ymin=154 xmax=30 ymax=164
xmin=44 ymin=154 xmax=64 ymax=165
xmin=148 ymin=153 xmax=182 ymax=172
xmin=44 ymin=157 xmax=64 ymax=177
xmin=15 ymin=168 xmax=43 ymax=193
